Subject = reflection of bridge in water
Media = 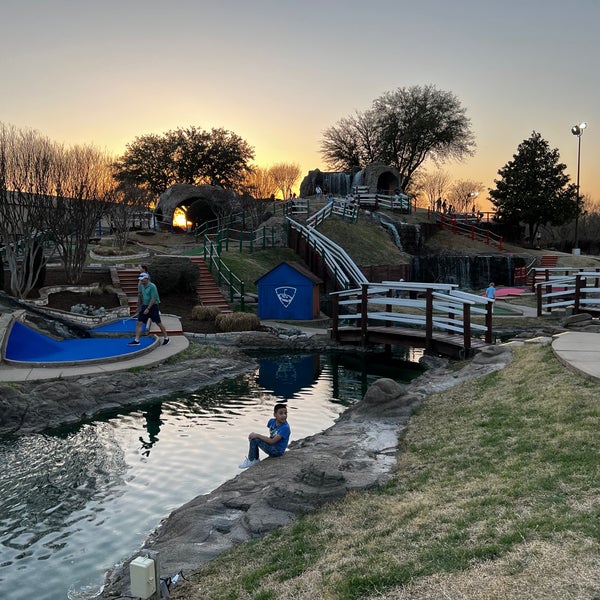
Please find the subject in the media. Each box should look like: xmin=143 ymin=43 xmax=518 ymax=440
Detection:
xmin=331 ymin=281 xmax=494 ymax=359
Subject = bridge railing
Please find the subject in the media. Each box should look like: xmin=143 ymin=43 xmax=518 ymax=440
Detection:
xmin=536 ymin=272 xmax=600 ymax=316
xmin=330 ymin=281 xmax=494 ymax=352
xmin=287 ymin=217 xmax=368 ymax=290
xmin=306 ymin=199 xmax=358 ymax=227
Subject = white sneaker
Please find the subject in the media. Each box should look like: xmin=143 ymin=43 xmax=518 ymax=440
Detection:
xmin=238 ymin=457 xmax=259 ymax=469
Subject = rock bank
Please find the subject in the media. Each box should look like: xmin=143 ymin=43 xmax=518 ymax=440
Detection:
xmin=100 ymin=343 xmax=514 ymax=598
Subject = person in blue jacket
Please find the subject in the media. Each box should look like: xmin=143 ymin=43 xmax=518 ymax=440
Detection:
xmin=239 ymin=403 xmax=290 ymax=468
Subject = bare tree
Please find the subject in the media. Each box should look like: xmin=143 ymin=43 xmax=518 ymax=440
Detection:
xmin=105 ymin=181 xmax=153 ymax=250
xmin=448 ymin=179 xmax=485 ymax=213
xmin=0 ymin=123 xmax=56 ymax=298
xmin=321 ymin=85 xmax=475 ymax=190
xmin=269 ymin=162 xmax=301 ymax=199
xmin=242 ymin=166 xmax=278 ymax=200
xmin=44 ymin=145 xmax=113 ymax=283
xmin=416 ymin=169 xmax=452 ymax=210
xmin=238 ymin=193 xmax=272 ymax=230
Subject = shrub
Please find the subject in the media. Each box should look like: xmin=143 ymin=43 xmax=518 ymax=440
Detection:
xmin=88 ymin=284 xmax=118 ymax=296
xmin=215 ymin=312 xmax=261 ymax=332
xmin=149 ymin=257 xmax=199 ymax=295
xmin=191 ymin=305 xmax=220 ymax=321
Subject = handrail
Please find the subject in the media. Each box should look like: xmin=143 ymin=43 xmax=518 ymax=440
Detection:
xmin=202 ymin=236 xmax=245 ymax=311
xmin=330 ymin=281 xmax=494 ymax=350
xmin=536 ymin=272 xmax=600 ymax=316
xmin=287 ymin=217 xmax=368 ymax=290
xmin=306 ymin=199 xmax=358 ymax=228
xmin=428 ymin=210 xmax=504 ymax=250
xmin=204 ymin=225 xmax=279 ymax=254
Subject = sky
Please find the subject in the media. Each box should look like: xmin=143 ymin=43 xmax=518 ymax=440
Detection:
xmin=2 ymin=0 xmax=598 ymax=209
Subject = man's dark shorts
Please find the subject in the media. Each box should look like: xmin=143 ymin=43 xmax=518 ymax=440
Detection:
xmin=138 ymin=304 xmax=161 ymax=324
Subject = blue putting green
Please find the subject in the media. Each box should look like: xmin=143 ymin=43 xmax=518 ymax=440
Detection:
xmin=5 ymin=321 xmax=154 ymax=364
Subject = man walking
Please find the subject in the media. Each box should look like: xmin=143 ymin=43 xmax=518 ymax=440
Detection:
xmin=128 ymin=272 xmax=170 ymax=346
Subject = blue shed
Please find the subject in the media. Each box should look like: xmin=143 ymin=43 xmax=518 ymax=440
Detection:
xmin=256 ymin=261 xmax=322 ymax=320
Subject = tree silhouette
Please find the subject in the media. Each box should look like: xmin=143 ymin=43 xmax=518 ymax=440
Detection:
xmin=489 ymin=131 xmax=579 ymax=244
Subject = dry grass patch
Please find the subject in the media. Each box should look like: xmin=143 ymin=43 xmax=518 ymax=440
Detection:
xmin=215 ymin=311 xmax=261 ymax=332
xmin=191 ymin=305 xmax=220 ymax=321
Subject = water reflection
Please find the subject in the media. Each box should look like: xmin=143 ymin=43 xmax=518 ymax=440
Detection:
xmin=258 ymin=354 xmax=321 ymax=398
xmin=0 ymin=351 xmax=421 ymax=600
xmin=138 ymin=405 xmax=164 ymax=456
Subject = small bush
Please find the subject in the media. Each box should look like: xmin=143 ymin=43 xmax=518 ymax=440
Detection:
xmin=191 ymin=305 xmax=220 ymax=321
xmin=88 ymin=284 xmax=117 ymax=296
xmin=215 ymin=312 xmax=261 ymax=332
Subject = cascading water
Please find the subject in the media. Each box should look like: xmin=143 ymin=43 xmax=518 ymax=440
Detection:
xmin=411 ymin=255 xmax=518 ymax=289
xmin=351 ymin=169 xmax=364 ymax=191
xmin=378 ymin=217 xmax=403 ymax=251
xmin=321 ymin=173 xmax=351 ymax=196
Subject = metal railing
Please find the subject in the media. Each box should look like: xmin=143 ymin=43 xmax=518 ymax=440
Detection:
xmin=203 ymin=225 xmax=280 ymax=254
xmin=287 ymin=217 xmax=368 ymax=290
xmin=428 ymin=211 xmax=504 ymax=250
xmin=306 ymin=200 xmax=358 ymax=228
xmin=202 ymin=237 xmax=246 ymax=310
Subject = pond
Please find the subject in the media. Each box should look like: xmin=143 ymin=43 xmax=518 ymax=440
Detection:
xmin=0 ymin=350 xmax=422 ymax=600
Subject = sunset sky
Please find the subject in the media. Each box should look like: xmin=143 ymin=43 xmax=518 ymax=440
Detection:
xmin=2 ymin=0 xmax=598 ymax=209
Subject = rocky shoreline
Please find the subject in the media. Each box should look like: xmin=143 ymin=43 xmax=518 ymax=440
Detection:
xmin=94 ymin=334 xmax=514 ymax=598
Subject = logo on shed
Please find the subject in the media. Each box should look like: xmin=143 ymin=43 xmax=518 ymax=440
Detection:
xmin=275 ymin=286 xmax=296 ymax=308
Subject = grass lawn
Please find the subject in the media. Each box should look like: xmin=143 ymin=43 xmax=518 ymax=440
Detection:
xmin=170 ymin=344 xmax=600 ymax=599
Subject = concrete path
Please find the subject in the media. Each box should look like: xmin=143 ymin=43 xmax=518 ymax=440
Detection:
xmin=552 ymin=331 xmax=600 ymax=382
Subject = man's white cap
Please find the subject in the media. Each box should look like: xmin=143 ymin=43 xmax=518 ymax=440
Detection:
xmin=138 ymin=272 xmax=150 ymax=280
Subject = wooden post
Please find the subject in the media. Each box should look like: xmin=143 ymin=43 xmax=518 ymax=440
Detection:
xmin=425 ymin=288 xmax=433 ymax=352
xmin=536 ymin=283 xmax=543 ymax=316
xmin=574 ymin=274 xmax=582 ymax=314
xmin=485 ymin=300 xmax=493 ymax=344
xmin=463 ymin=303 xmax=471 ymax=353
xmin=331 ymin=294 xmax=339 ymax=341
xmin=360 ymin=284 xmax=369 ymax=347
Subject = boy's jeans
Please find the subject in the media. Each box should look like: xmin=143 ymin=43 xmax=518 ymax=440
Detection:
xmin=249 ymin=438 xmax=283 ymax=460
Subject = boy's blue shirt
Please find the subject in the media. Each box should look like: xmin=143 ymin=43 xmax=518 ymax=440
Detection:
xmin=267 ymin=417 xmax=290 ymax=454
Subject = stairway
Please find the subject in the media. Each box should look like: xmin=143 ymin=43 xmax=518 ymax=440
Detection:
xmin=189 ymin=256 xmax=231 ymax=312
xmin=532 ymin=254 xmax=559 ymax=290
xmin=115 ymin=268 xmax=141 ymax=316
xmin=117 ymin=258 xmax=231 ymax=317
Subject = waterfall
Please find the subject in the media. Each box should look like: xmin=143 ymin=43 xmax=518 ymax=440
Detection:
xmin=351 ymin=169 xmax=364 ymax=191
xmin=379 ymin=218 xmax=403 ymax=251
xmin=322 ymin=173 xmax=351 ymax=196
xmin=411 ymin=255 xmax=522 ymax=289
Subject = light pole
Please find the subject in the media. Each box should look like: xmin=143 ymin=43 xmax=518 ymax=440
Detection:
xmin=571 ymin=121 xmax=586 ymax=254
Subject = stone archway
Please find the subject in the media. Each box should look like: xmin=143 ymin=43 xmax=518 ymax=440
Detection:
xmin=363 ymin=162 xmax=401 ymax=194
xmin=155 ymin=184 xmax=239 ymax=227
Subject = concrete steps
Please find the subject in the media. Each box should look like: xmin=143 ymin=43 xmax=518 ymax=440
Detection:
xmin=189 ymin=256 xmax=232 ymax=312
xmin=116 ymin=258 xmax=232 ymax=322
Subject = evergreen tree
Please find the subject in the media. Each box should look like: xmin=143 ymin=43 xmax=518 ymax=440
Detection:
xmin=489 ymin=131 xmax=579 ymax=243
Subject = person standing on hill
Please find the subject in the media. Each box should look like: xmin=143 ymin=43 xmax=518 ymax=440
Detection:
xmin=129 ymin=272 xmax=170 ymax=346
xmin=486 ymin=282 xmax=496 ymax=301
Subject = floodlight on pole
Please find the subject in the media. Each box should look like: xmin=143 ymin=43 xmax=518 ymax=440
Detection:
xmin=571 ymin=122 xmax=586 ymax=254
